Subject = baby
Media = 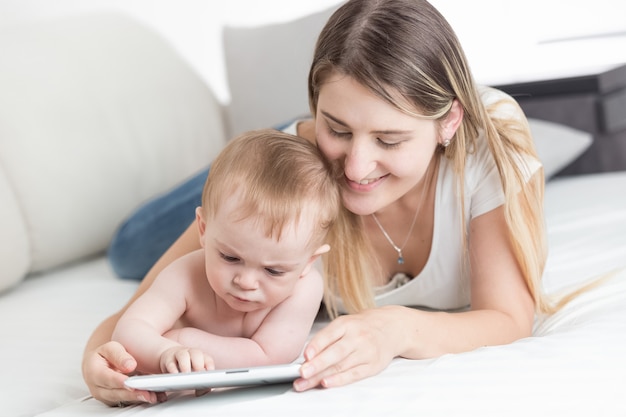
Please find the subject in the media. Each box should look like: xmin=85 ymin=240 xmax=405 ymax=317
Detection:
xmin=112 ymin=129 xmax=340 ymax=375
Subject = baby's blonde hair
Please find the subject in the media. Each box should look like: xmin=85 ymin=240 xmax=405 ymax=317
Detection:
xmin=200 ymin=129 xmax=341 ymax=249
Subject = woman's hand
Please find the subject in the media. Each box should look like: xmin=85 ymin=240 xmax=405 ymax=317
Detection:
xmin=293 ymin=306 xmax=406 ymax=391
xmin=82 ymin=341 xmax=163 ymax=406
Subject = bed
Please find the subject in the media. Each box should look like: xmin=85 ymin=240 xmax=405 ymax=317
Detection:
xmin=1 ymin=7 xmax=625 ymax=417
xmin=11 ymin=171 xmax=624 ymax=417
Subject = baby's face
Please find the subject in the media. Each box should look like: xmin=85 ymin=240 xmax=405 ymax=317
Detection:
xmin=199 ymin=195 xmax=320 ymax=313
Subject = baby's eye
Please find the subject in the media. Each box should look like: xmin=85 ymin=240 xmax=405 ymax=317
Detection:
xmin=220 ymin=253 xmax=240 ymax=263
xmin=265 ymin=268 xmax=285 ymax=277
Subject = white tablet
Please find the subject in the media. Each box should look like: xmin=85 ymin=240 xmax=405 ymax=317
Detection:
xmin=124 ymin=362 xmax=302 ymax=392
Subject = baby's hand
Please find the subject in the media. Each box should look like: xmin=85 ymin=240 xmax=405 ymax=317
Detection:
xmin=160 ymin=346 xmax=214 ymax=374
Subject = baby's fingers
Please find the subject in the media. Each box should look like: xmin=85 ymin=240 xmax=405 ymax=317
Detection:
xmin=189 ymin=349 xmax=214 ymax=372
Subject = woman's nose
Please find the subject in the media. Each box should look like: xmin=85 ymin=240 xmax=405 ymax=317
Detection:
xmin=343 ymin=139 xmax=377 ymax=182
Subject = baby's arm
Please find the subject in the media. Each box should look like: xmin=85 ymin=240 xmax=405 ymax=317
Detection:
xmin=112 ymin=251 xmax=212 ymax=374
xmin=165 ymin=268 xmax=324 ymax=368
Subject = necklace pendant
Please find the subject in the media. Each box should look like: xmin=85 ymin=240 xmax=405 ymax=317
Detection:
xmin=397 ymin=255 xmax=404 ymax=265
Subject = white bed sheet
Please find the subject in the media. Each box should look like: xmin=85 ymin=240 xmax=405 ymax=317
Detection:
xmin=2 ymin=172 xmax=624 ymax=417
xmin=0 ymin=260 xmax=139 ymax=417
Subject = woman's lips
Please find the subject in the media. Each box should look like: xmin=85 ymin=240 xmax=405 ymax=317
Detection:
xmin=344 ymin=174 xmax=386 ymax=192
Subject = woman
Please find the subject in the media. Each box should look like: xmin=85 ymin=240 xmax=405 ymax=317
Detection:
xmin=83 ymin=0 xmax=548 ymax=405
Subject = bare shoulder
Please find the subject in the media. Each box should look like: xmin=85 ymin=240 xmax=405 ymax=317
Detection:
xmin=157 ymin=248 xmax=201 ymax=273
xmin=153 ymin=249 xmax=206 ymax=290
xmin=292 ymin=265 xmax=324 ymax=303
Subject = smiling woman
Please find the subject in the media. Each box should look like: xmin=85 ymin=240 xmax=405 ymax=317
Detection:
xmin=81 ymin=0 xmax=549 ymax=402
xmin=313 ymin=73 xmax=446 ymax=219
xmin=80 ymin=0 xmax=621 ymax=408
xmin=2 ymin=1 xmax=626 ymax=416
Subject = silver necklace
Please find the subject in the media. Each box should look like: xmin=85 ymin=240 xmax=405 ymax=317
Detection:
xmin=370 ymin=162 xmax=432 ymax=265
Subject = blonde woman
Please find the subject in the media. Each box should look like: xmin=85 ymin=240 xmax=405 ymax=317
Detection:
xmin=84 ymin=0 xmax=550 ymax=404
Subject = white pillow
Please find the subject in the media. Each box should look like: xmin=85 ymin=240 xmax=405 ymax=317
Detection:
xmin=527 ymin=118 xmax=593 ymax=179
xmin=0 ymin=169 xmax=30 ymax=293
xmin=223 ymin=5 xmax=339 ymax=136
xmin=0 ymin=13 xmax=226 ymax=292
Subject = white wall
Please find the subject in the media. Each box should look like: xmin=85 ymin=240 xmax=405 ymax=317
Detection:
xmin=1 ymin=0 xmax=624 ymax=102
xmin=0 ymin=0 xmax=343 ymax=103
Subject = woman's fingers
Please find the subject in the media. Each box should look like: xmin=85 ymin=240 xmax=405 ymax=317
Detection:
xmin=295 ymin=348 xmax=364 ymax=391
xmin=86 ymin=341 xmax=158 ymax=406
xmin=98 ymin=340 xmax=136 ymax=374
xmin=294 ymin=312 xmax=398 ymax=392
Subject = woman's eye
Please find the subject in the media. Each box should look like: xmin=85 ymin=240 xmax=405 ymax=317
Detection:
xmin=377 ymin=138 xmax=401 ymax=149
xmin=220 ymin=253 xmax=239 ymax=263
xmin=327 ymin=126 xmax=351 ymax=138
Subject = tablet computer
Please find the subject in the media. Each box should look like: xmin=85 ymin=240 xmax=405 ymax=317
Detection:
xmin=124 ymin=362 xmax=302 ymax=392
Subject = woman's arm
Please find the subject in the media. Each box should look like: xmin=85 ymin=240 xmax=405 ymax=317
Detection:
xmin=82 ymin=222 xmax=201 ymax=405
xmin=294 ymin=205 xmax=535 ymax=391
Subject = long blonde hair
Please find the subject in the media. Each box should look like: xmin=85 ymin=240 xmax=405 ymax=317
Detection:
xmin=310 ymin=0 xmax=555 ymax=315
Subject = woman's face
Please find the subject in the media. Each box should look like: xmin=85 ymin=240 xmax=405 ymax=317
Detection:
xmin=315 ymin=73 xmax=440 ymax=216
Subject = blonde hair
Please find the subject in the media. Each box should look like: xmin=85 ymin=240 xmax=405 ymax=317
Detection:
xmin=201 ymin=129 xmax=340 ymax=249
xmin=310 ymin=0 xmax=557 ymax=315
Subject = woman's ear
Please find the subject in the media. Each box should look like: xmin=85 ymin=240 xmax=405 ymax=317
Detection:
xmin=195 ymin=207 xmax=206 ymax=247
xmin=440 ymin=99 xmax=463 ymax=145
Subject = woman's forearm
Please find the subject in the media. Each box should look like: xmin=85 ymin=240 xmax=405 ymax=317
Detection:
xmin=387 ymin=305 xmax=533 ymax=359
xmin=295 ymin=304 xmax=534 ymax=392
xmin=84 ymin=313 xmax=122 ymax=355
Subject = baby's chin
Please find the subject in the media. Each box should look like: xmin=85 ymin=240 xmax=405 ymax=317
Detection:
xmin=226 ymin=296 xmax=270 ymax=313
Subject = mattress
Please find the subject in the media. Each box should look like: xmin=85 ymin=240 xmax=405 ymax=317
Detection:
xmin=3 ymin=171 xmax=625 ymax=417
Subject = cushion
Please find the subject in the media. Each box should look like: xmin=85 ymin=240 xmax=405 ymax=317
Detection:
xmin=223 ymin=5 xmax=339 ymax=136
xmin=527 ymin=118 xmax=593 ymax=179
xmin=0 ymin=167 xmax=30 ymax=293
xmin=0 ymin=12 xmax=226 ymax=292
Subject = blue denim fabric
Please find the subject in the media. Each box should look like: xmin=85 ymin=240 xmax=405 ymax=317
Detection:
xmin=108 ymin=166 xmax=209 ymax=280
xmin=108 ymin=118 xmax=308 ymax=280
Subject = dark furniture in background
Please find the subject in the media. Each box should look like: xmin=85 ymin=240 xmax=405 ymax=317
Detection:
xmin=495 ymin=63 xmax=626 ymax=176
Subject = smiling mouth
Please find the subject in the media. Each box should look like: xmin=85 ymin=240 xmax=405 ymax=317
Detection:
xmin=346 ymin=174 xmax=387 ymax=188
xmin=357 ymin=178 xmax=376 ymax=185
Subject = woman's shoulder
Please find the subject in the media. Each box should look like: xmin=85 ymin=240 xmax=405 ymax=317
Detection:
xmin=281 ymin=117 xmax=316 ymax=144
xmin=296 ymin=119 xmax=316 ymax=144
xmin=478 ymin=85 xmax=524 ymax=121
